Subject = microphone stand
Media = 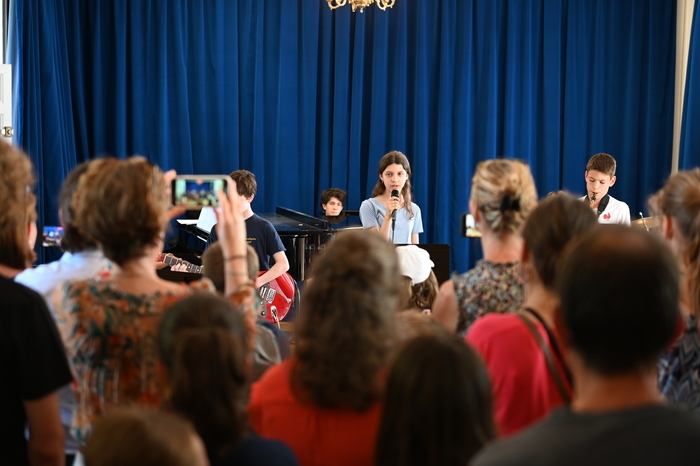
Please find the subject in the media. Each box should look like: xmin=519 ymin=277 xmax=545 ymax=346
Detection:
xmin=639 ymin=212 xmax=649 ymax=232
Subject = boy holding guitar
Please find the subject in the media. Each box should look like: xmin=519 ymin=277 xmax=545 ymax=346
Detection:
xmin=206 ymin=170 xmax=289 ymax=288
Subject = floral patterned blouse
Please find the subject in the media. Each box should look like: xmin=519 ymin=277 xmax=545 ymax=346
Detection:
xmin=54 ymin=278 xmax=257 ymax=443
xmin=453 ymin=259 xmax=524 ymax=336
xmin=658 ymin=314 xmax=700 ymax=410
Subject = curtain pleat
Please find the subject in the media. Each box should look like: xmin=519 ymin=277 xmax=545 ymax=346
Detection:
xmin=9 ymin=0 xmax=676 ymax=271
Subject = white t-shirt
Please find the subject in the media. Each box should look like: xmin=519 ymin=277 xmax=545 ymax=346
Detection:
xmin=580 ymin=195 xmax=631 ymax=225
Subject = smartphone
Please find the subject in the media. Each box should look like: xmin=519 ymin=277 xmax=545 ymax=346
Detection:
xmin=171 ymin=175 xmax=229 ymax=210
xmin=460 ymin=213 xmax=481 ymax=238
xmin=42 ymin=226 xmax=64 ymax=247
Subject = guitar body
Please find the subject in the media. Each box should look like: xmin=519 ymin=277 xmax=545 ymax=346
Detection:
xmin=257 ymin=272 xmax=295 ymax=324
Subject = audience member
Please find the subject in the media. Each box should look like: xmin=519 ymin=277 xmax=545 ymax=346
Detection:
xmin=202 ymin=242 xmax=291 ymax=371
xmin=472 ymin=226 xmax=700 ymax=466
xmin=16 ymin=161 xmax=112 ymax=302
xmin=360 ymin=151 xmax=423 ymax=244
xmin=652 ymin=169 xmax=700 ymax=409
xmin=394 ymin=311 xmax=450 ymax=343
xmin=376 ymin=335 xmax=496 ymax=466
xmin=396 ymin=245 xmax=438 ymax=313
xmin=205 ymin=169 xmax=289 ymax=288
xmin=159 ymin=294 xmax=298 ymax=465
xmin=433 ymin=159 xmax=537 ymax=335
xmin=248 ymin=230 xmax=399 ymax=466
xmin=83 ymin=409 xmax=208 ymax=466
xmin=0 ymin=142 xmax=72 ymax=466
xmin=15 ymin=160 xmax=112 ymax=465
xmin=466 ymin=193 xmax=597 ymax=436
xmin=581 ymin=153 xmax=631 ymax=225
xmin=54 ymin=157 xmax=252 ymax=443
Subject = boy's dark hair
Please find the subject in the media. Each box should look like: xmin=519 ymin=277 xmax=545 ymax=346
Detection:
xmin=557 ymin=226 xmax=680 ymax=375
xmin=586 ymin=153 xmax=617 ymax=178
xmin=229 ymin=170 xmax=257 ymax=198
xmin=320 ymin=188 xmax=347 ymax=207
xmin=59 ymin=161 xmax=99 ymax=253
xmin=522 ymin=193 xmax=597 ymax=290
xmin=376 ymin=335 xmax=496 ymax=466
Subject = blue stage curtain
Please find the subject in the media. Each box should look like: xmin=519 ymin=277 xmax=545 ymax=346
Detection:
xmin=9 ymin=0 xmax=676 ymax=271
xmin=680 ymin=2 xmax=700 ymax=170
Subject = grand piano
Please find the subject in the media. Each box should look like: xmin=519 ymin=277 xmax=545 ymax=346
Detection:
xmin=171 ymin=206 xmax=450 ymax=289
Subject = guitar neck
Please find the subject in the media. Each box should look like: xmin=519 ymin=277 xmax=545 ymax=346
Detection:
xmin=161 ymin=255 xmax=204 ymax=274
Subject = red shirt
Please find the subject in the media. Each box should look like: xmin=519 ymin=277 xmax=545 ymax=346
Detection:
xmin=248 ymin=357 xmax=382 ymax=466
xmin=466 ymin=313 xmax=571 ymax=437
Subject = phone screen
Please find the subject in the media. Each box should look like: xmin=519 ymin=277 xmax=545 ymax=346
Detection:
xmin=42 ymin=226 xmax=64 ymax=247
xmin=171 ymin=176 xmax=228 ymax=209
xmin=460 ymin=213 xmax=481 ymax=238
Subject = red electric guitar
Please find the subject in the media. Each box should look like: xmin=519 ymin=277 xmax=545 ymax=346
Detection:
xmin=156 ymin=253 xmax=295 ymax=323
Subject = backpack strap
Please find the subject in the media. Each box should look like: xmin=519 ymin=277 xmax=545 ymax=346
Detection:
xmin=516 ymin=313 xmax=572 ymax=404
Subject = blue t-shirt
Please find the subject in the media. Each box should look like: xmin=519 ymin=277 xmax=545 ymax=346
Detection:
xmin=206 ymin=214 xmax=285 ymax=271
xmin=359 ymin=197 xmax=423 ymax=244
xmin=210 ymin=433 xmax=298 ymax=466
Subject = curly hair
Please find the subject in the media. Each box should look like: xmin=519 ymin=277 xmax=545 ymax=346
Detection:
xmin=72 ymin=157 xmax=168 ymax=266
xmin=470 ymin=159 xmax=537 ymax=235
xmin=409 ymin=270 xmax=439 ymax=310
xmin=371 ymin=151 xmax=415 ymax=219
xmin=649 ymin=168 xmax=700 ymax=321
xmin=292 ymin=230 xmax=400 ymax=410
xmin=0 ymin=143 xmax=37 ymax=269
xmin=59 ymin=161 xmax=99 ymax=253
xmin=320 ymin=188 xmax=347 ymax=207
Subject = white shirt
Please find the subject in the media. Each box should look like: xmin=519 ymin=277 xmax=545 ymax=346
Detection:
xmin=580 ymin=195 xmax=631 ymax=225
xmin=15 ymin=250 xmax=112 ymax=309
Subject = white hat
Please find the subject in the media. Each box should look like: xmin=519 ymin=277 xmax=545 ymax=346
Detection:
xmin=396 ymin=245 xmax=435 ymax=285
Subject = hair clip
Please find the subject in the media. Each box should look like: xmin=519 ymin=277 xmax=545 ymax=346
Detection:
xmin=499 ymin=195 xmax=521 ymax=212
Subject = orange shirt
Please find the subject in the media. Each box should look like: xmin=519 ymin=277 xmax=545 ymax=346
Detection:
xmin=248 ymin=357 xmax=382 ymax=466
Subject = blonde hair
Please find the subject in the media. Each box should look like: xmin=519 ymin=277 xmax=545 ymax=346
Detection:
xmin=0 ymin=143 xmax=37 ymax=269
xmin=649 ymin=168 xmax=700 ymax=321
xmin=470 ymin=159 xmax=537 ymax=235
xmin=73 ymin=157 xmax=168 ymax=266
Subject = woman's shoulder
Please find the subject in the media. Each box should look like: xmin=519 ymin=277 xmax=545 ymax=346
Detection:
xmin=360 ymin=197 xmax=384 ymax=209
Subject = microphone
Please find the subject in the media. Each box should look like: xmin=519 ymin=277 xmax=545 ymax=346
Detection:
xmin=391 ymin=189 xmax=399 ymax=222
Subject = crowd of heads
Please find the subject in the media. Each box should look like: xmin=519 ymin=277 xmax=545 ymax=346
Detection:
xmin=5 ymin=139 xmax=700 ymax=466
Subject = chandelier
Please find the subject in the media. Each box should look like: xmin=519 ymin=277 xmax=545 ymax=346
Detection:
xmin=326 ymin=0 xmax=395 ymax=13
